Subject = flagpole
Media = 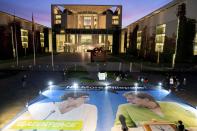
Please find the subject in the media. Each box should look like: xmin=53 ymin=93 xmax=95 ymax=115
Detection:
xmin=52 ymin=40 xmax=54 ymax=70
xmin=11 ymin=26 xmax=15 ymax=58
xmin=32 ymin=13 xmax=36 ymax=66
xmin=51 ymin=31 xmax=54 ymax=70
xmin=33 ymin=30 xmax=36 ymax=66
xmin=14 ymin=13 xmax=19 ymax=66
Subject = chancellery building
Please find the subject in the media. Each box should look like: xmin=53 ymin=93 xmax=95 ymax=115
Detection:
xmin=51 ymin=4 xmax=122 ymax=54
xmin=1 ymin=1 xmax=197 ymax=64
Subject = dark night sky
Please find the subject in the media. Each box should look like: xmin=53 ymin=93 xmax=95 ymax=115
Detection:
xmin=0 ymin=0 xmax=172 ymax=27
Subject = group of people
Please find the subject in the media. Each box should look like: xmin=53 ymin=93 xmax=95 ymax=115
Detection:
xmin=21 ymin=74 xmax=27 ymax=88
xmin=115 ymin=72 xmax=128 ymax=81
xmin=164 ymin=75 xmax=187 ymax=91
xmin=138 ymin=76 xmax=149 ymax=87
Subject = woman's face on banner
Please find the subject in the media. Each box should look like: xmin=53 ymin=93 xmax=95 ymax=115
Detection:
xmin=126 ymin=95 xmax=147 ymax=107
xmin=65 ymin=95 xmax=89 ymax=107
xmin=74 ymin=95 xmax=89 ymax=105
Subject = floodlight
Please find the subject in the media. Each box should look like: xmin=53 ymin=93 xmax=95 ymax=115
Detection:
xmin=48 ymin=81 xmax=53 ymax=86
xmin=73 ymin=82 xmax=78 ymax=89
xmin=134 ymin=82 xmax=138 ymax=87
xmin=158 ymin=82 xmax=162 ymax=86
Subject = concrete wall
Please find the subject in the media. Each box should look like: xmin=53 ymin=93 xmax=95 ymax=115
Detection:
xmin=67 ymin=15 xmax=75 ymax=29
xmin=98 ymin=15 xmax=106 ymax=29
xmin=126 ymin=1 xmax=179 ymax=38
xmin=106 ymin=11 xmax=113 ymax=28
xmin=122 ymin=0 xmax=189 ymax=63
xmin=187 ymin=0 xmax=197 ymax=30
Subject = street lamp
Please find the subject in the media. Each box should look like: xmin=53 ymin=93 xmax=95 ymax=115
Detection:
xmin=105 ymin=83 xmax=109 ymax=90
xmin=48 ymin=81 xmax=53 ymax=86
xmin=134 ymin=82 xmax=138 ymax=94
xmin=73 ymin=82 xmax=78 ymax=89
xmin=134 ymin=82 xmax=138 ymax=87
xmin=158 ymin=82 xmax=162 ymax=86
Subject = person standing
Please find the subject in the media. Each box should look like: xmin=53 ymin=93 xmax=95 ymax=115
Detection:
xmin=144 ymin=77 xmax=148 ymax=88
xmin=21 ymin=74 xmax=27 ymax=88
xmin=183 ymin=78 xmax=186 ymax=86
xmin=176 ymin=79 xmax=180 ymax=91
xmin=169 ymin=76 xmax=174 ymax=91
xmin=177 ymin=120 xmax=185 ymax=131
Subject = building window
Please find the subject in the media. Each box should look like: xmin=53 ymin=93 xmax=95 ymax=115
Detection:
xmin=55 ymin=15 xmax=61 ymax=19
xmin=155 ymin=24 xmax=166 ymax=52
xmin=137 ymin=31 xmax=142 ymax=50
xmin=81 ymin=35 xmax=92 ymax=44
xmin=194 ymin=33 xmax=197 ymax=55
xmin=40 ymin=33 xmax=44 ymax=47
xmin=55 ymin=15 xmax=61 ymax=24
xmin=84 ymin=16 xmax=91 ymax=29
xmin=112 ymin=16 xmax=119 ymax=25
xmin=55 ymin=20 xmax=61 ymax=24
xmin=53 ymin=8 xmax=58 ymax=14
xmin=56 ymin=34 xmax=65 ymax=52
xmin=20 ymin=29 xmax=28 ymax=48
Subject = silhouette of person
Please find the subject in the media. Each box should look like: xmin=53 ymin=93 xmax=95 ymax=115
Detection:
xmin=21 ymin=74 xmax=27 ymax=88
xmin=177 ymin=120 xmax=185 ymax=131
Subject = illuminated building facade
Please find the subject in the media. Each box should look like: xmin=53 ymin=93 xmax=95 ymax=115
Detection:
xmin=51 ymin=4 xmax=122 ymax=54
xmin=122 ymin=0 xmax=197 ymax=63
xmin=0 ymin=11 xmax=49 ymax=60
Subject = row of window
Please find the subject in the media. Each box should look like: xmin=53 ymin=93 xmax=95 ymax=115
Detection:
xmin=21 ymin=29 xmax=28 ymax=48
xmin=155 ymin=24 xmax=166 ymax=52
xmin=20 ymin=29 xmax=45 ymax=48
xmin=136 ymin=24 xmax=197 ymax=55
xmin=54 ymin=14 xmax=119 ymax=27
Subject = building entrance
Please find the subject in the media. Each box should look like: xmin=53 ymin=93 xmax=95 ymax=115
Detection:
xmin=56 ymin=34 xmax=113 ymax=53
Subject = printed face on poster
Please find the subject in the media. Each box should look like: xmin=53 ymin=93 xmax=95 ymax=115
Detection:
xmin=3 ymin=89 xmax=197 ymax=131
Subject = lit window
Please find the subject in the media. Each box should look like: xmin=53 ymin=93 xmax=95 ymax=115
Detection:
xmin=20 ymin=29 xmax=28 ymax=48
xmin=40 ymin=33 xmax=44 ymax=47
xmin=84 ymin=17 xmax=91 ymax=26
xmin=60 ymin=30 xmax=65 ymax=33
xmin=112 ymin=16 xmax=119 ymax=25
xmin=53 ymin=8 xmax=58 ymax=14
xmin=137 ymin=31 xmax=142 ymax=50
xmin=54 ymin=14 xmax=61 ymax=24
xmin=194 ymin=33 xmax=197 ymax=55
xmin=55 ymin=15 xmax=61 ymax=19
xmin=81 ymin=35 xmax=92 ymax=44
xmin=112 ymin=16 xmax=119 ymax=19
xmin=155 ymin=24 xmax=166 ymax=52
xmin=55 ymin=20 xmax=61 ymax=24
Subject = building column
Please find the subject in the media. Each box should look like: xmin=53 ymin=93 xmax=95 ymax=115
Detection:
xmin=101 ymin=34 xmax=105 ymax=43
xmin=75 ymin=34 xmax=78 ymax=52
xmin=105 ymin=34 xmax=108 ymax=50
